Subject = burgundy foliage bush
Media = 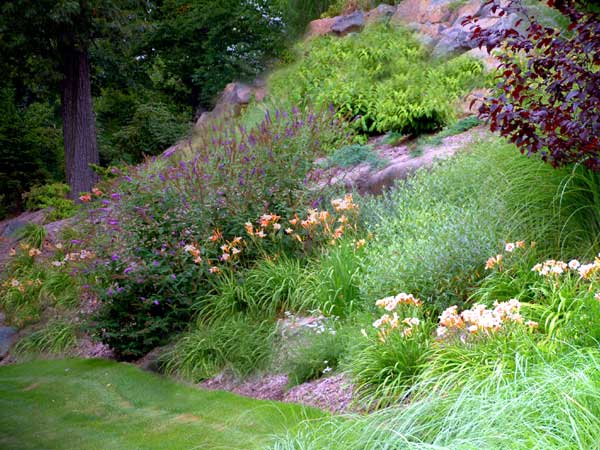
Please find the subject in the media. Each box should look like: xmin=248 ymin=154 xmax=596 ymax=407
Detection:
xmin=464 ymin=0 xmax=600 ymax=169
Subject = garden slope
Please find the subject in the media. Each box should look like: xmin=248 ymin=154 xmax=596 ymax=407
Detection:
xmin=0 ymin=359 xmax=323 ymax=450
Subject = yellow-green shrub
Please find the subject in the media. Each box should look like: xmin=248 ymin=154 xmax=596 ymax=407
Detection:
xmin=269 ymin=24 xmax=484 ymax=136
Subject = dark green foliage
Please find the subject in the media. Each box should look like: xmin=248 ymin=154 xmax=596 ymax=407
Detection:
xmin=149 ymin=0 xmax=285 ymax=112
xmin=105 ymin=100 xmax=190 ymax=163
xmin=274 ymin=0 xmax=338 ymax=37
xmin=92 ymin=276 xmax=197 ymax=361
xmin=0 ymin=88 xmax=63 ymax=216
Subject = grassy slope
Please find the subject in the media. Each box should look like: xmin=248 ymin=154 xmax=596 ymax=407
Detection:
xmin=0 ymin=359 xmax=324 ymax=450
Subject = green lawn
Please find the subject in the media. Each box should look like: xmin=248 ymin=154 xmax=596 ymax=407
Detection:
xmin=0 ymin=359 xmax=324 ymax=450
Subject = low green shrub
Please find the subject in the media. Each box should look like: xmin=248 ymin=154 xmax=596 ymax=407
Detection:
xmin=348 ymin=295 xmax=433 ymax=408
xmin=162 ymin=315 xmax=276 ymax=381
xmin=199 ymin=256 xmax=310 ymax=322
xmin=22 ymin=183 xmax=78 ymax=222
xmin=269 ymin=24 xmax=484 ymax=136
xmin=420 ymin=325 xmax=544 ymax=395
xmin=324 ymin=144 xmax=387 ymax=169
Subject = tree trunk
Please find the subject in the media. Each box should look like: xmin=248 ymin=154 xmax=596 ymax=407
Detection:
xmin=61 ymin=47 xmax=99 ymax=200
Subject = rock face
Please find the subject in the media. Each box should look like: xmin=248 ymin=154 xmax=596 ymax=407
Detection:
xmin=303 ymin=0 xmax=520 ymax=63
xmin=0 ymin=326 xmax=16 ymax=360
xmin=306 ymin=11 xmax=365 ymax=38
xmin=319 ymin=126 xmax=489 ymax=195
xmin=307 ymin=17 xmax=336 ymax=37
xmin=195 ymin=81 xmax=265 ymax=128
xmin=365 ymin=4 xmax=397 ymax=24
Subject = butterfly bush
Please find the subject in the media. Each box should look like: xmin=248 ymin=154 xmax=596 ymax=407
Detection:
xmin=85 ymin=107 xmax=353 ymax=359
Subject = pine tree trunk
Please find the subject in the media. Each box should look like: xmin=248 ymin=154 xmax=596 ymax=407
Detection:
xmin=61 ymin=47 xmax=99 ymax=200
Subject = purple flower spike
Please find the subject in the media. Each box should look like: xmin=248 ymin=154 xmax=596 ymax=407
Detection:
xmin=124 ymin=266 xmax=134 ymax=274
xmin=153 ymin=300 xmax=160 ymax=306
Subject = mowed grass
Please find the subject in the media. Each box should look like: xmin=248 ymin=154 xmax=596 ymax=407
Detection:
xmin=0 ymin=359 xmax=324 ymax=450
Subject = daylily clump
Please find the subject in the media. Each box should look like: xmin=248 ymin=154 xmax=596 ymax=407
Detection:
xmin=531 ymin=255 xmax=600 ymax=280
xmin=485 ymin=240 xmax=532 ymax=270
xmin=372 ymin=293 xmax=423 ymax=342
xmin=436 ymin=299 xmax=538 ymax=339
xmin=244 ymin=194 xmax=361 ymax=252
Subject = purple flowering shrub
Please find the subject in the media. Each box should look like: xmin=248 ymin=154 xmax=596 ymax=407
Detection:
xmin=88 ymin=107 xmax=352 ymax=359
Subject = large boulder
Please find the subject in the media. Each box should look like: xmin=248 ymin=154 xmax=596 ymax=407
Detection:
xmin=307 ymin=11 xmax=365 ymax=38
xmin=390 ymin=0 xmax=485 ymax=52
xmin=331 ymin=11 xmax=365 ymax=36
xmin=432 ymin=7 xmax=523 ymax=57
xmin=392 ymin=0 xmax=466 ymax=26
xmin=195 ymin=81 xmax=265 ymax=128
